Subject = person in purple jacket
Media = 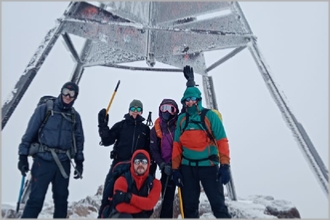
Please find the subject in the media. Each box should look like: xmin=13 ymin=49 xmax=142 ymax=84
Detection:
xmin=150 ymin=98 xmax=179 ymax=218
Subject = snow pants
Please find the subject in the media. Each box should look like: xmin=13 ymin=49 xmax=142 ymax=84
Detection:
xmin=159 ymin=172 xmax=176 ymax=218
xmin=21 ymin=156 xmax=71 ymax=218
xmin=180 ymin=165 xmax=231 ymax=218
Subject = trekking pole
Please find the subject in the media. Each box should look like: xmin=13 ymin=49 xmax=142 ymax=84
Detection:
xmin=178 ymin=187 xmax=184 ymax=218
xmin=16 ymin=175 xmax=26 ymax=214
xmin=146 ymin=111 xmax=153 ymax=127
xmin=162 ymin=175 xmax=170 ymax=200
xmin=158 ymin=175 xmax=170 ymax=217
xmin=105 ymin=80 xmax=121 ymax=116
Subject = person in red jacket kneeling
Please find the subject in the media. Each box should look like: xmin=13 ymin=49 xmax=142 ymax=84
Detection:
xmin=109 ymin=150 xmax=162 ymax=218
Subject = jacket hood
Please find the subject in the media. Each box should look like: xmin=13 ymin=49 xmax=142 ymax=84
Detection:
xmin=180 ymin=86 xmax=202 ymax=104
xmin=56 ymin=94 xmax=75 ymax=110
xmin=158 ymin=98 xmax=179 ymax=118
xmin=181 ymin=87 xmax=203 ymax=115
xmin=130 ymin=149 xmax=150 ymax=188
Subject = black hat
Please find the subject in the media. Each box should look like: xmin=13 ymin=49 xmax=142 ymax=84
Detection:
xmin=133 ymin=152 xmax=148 ymax=162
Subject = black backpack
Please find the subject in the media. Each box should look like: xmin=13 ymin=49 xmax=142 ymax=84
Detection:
xmin=37 ymin=95 xmax=76 ymax=132
xmin=101 ymin=160 xmax=154 ymax=218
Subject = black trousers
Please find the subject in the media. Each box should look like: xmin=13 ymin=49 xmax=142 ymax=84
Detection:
xmin=21 ymin=157 xmax=70 ymax=218
xmin=180 ymin=165 xmax=231 ymax=218
xmin=159 ymin=173 xmax=176 ymax=218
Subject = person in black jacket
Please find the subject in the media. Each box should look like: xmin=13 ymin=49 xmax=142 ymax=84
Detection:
xmin=97 ymin=99 xmax=156 ymax=218
xmin=17 ymin=82 xmax=85 ymax=218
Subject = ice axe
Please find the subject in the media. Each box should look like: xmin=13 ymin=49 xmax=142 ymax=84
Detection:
xmin=178 ymin=187 xmax=184 ymax=218
xmin=105 ymin=80 xmax=121 ymax=117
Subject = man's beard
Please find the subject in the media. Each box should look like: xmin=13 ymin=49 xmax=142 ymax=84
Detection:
xmin=135 ymin=166 xmax=146 ymax=175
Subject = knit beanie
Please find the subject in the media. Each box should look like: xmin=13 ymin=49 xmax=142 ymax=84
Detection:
xmin=129 ymin=99 xmax=143 ymax=110
xmin=133 ymin=152 xmax=149 ymax=163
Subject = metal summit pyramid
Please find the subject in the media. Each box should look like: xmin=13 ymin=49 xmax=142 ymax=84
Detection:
xmin=2 ymin=1 xmax=328 ymax=200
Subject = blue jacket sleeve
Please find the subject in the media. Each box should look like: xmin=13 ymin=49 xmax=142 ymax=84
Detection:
xmin=149 ymin=127 xmax=163 ymax=166
xmin=74 ymin=112 xmax=85 ymax=162
xmin=18 ymin=105 xmax=46 ymax=156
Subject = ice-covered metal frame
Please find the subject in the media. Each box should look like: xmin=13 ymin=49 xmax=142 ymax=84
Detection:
xmin=2 ymin=1 xmax=327 ymax=201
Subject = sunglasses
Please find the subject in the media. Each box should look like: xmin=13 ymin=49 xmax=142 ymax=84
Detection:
xmin=185 ymin=97 xmax=197 ymax=102
xmin=160 ymin=104 xmax=177 ymax=114
xmin=134 ymin=159 xmax=148 ymax=165
xmin=62 ymin=88 xmax=76 ymax=98
xmin=130 ymin=106 xmax=142 ymax=112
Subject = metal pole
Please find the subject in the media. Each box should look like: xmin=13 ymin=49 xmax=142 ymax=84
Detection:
xmin=248 ymin=39 xmax=328 ymax=197
xmin=202 ymin=75 xmax=238 ymax=201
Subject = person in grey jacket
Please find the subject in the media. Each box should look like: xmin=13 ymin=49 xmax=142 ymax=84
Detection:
xmin=17 ymin=82 xmax=85 ymax=218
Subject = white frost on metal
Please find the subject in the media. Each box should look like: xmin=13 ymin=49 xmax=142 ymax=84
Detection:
xmin=22 ymin=25 xmax=61 ymax=76
xmin=3 ymin=88 xmax=16 ymax=105
xmin=248 ymin=40 xmax=328 ymax=196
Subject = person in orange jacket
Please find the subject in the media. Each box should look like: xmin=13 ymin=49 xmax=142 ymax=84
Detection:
xmin=109 ymin=149 xmax=162 ymax=218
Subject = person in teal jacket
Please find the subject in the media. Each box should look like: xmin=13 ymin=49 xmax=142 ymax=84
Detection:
xmin=171 ymin=65 xmax=232 ymax=218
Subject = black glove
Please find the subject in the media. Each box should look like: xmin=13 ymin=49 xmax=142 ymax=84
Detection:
xmin=98 ymin=108 xmax=109 ymax=127
xmin=172 ymin=169 xmax=184 ymax=187
xmin=217 ymin=164 xmax=230 ymax=185
xmin=160 ymin=162 xmax=172 ymax=176
xmin=18 ymin=155 xmax=29 ymax=176
xmin=112 ymin=190 xmax=132 ymax=207
xmin=183 ymin=65 xmax=194 ymax=81
xmin=164 ymin=164 xmax=172 ymax=176
xmin=74 ymin=160 xmax=83 ymax=179
xmin=183 ymin=65 xmax=196 ymax=87
xmin=159 ymin=162 xmax=166 ymax=170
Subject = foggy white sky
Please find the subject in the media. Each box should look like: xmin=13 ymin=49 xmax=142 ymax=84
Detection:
xmin=1 ymin=1 xmax=328 ymax=218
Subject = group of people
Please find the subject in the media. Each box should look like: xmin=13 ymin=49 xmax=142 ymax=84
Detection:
xmin=17 ymin=66 xmax=232 ymax=218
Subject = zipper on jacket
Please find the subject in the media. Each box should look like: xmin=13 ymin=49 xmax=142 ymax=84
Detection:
xmin=167 ymin=125 xmax=174 ymax=142
xmin=57 ymin=114 xmax=63 ymax=147
xmin=131 ymin=121 xmax=137 ymax=154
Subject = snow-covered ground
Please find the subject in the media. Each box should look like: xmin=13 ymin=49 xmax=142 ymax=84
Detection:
xmin=2 ymin=185 xmax=300 ymax=219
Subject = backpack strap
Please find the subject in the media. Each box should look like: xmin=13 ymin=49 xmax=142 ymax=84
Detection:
xmin=146 ymin=174 xmax=154 ymax=191
xmin=179 ymin=108 xmax=220 ymax=167
xmin=123 ymin=172 xmax=134 ymax=193
xmin=70 ymin=107 xmax=77 ymax=157
xmin=200 ymin=108 xmax=217 ymax=145
xmin=180 ymin=109 xmax=214 ymax=143
xmin=180 ymin=113 xmax=189 ymax=135
xmin=154 ymin=118 xmax=162 ymax=139
xmin=37 ymin=99 xmax=54 ymax=143
xmin=36 ymin=100 xmax=78 ymax=179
